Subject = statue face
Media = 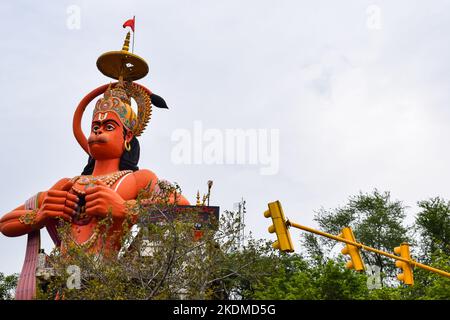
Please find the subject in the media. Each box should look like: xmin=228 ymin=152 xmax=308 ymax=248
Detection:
xmin=88 ymin=112 xmax=131 ymax=160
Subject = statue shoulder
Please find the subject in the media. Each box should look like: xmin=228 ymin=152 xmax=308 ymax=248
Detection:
xmin=132 ymin=169 xmax=158 ymax=191
xmin=49 ymin=177 xmax=74 ymax=190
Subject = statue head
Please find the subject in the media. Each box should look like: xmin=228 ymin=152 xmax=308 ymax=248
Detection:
xmin=81 ymin=82 xmax=148 ymax=174
xmin=88 ymin=84 xmax=136 ymax=160
xmin=73 ymin=32 xmax=168 ymax=175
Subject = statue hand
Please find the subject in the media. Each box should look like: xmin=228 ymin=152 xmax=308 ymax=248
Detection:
xmin=84 ymin=182 xmax=126 ymax=220
xmin=38 ymin=181 xmax=78 ymax=224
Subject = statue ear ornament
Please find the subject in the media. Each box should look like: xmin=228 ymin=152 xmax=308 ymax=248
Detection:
xmin=124 ymin=140 xmax=131 ymax=152
xmin=73 ymin=31 xmax=168 ymax=155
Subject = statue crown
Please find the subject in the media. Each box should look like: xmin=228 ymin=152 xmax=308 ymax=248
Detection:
xmin=93 ymin=81 xmax=138 ymax=133
xmin=104 ymin=82 xmax=131 ymax=105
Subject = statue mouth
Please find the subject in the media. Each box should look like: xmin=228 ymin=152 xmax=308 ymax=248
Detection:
xmin=88 ymin=136 xmax=109 ymax=145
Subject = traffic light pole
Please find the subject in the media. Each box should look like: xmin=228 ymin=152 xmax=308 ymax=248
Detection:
xmin=287 ymin=220 xmax=450 ymax=279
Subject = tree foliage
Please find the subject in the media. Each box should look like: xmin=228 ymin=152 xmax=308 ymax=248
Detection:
xmin=36 ymin=181 xmax=283 ymax=300
xmin=2 ymin=188 xmax=448 ymax=300
xmin=416 ymin=197 xmax=450 ymax=258
xmin=303 ymin=189 xmax=410 ymax=285
xmin=0 ymin=272 xmax=18 ymax=300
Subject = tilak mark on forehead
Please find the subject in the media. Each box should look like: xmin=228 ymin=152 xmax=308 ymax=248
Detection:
xmin=97 ymin=112 xmax=108 ymax=121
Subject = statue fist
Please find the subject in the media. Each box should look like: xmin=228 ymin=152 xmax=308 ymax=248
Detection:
xmin=38 ymin=189 xmax=79 ymax=223
xmin=84 ymin=182 xmax=126 ymax=220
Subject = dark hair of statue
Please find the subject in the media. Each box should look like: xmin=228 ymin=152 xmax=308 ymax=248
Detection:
xmin=81 ymin=127 xmax=140 ymax=175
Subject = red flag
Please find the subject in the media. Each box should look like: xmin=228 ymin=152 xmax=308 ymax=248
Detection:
xmin=123 ymin=16 xmax=135 ymax=32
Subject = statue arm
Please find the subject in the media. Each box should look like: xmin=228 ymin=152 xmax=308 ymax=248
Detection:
xmin=0 ymin=193 xmax=47 ymax=237
xmin=134 ymin=169 xmax=190 ymax=205
xmin=0 ymin=178 xmax=76 ymax=237
xmin=169 ymin=192 xmax=190 ymax=205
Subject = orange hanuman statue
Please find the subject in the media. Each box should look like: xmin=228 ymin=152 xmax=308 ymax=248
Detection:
xmin=0 ymin=30 xmax=189 ymax=299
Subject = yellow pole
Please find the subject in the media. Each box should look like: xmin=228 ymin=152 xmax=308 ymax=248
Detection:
xmin=287 ymin=220 xmax=450 ymax=279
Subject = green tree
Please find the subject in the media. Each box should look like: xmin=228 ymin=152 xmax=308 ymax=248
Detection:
xmin=400 ymin=198 xmax=450 ymax=300
xmin=415 ymin=197 xmax=450 ymax=258
xmin=303 ymin=189 xmax=410 ymax=285
xmin=250 ymin=253 xmax=320 ymax=299
xmin=31 ymin=186 xmax=450 ymax=300
xmin=249 ymin=254 xmax=370 ymax=300
xmin=36 ymin=183 xmax=284 ymax=300
xmin=0 ymin=272 xmax=18 ymax=300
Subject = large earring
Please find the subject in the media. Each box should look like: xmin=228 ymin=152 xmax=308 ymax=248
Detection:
xmin=124 ymin=140 xmax=131 ymax=152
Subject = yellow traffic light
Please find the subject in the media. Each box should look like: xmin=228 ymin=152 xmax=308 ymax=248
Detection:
xmin=264 ymin=201 xmax=294 ymax=252
xmin=339 ymin=227 xmax=365 ymax=271
xmin=394 ymin=243 xmax=414 ymax=285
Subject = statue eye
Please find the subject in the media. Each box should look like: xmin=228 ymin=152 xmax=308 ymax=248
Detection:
xmin=92 ymin=125 xmax=100 ymax=132
xmin=106 ymin=123 xmax=115 ymax=131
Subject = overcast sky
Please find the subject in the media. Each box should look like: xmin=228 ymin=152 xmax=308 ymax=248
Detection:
xmin=0 ymin=1 xmax=449 ymax=275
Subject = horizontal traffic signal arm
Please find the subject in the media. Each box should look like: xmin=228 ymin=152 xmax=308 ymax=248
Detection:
xmin=286 ymin=220 xmax=450 ymax=279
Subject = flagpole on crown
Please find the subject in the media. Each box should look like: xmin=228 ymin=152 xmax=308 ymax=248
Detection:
xmin=122 ymin=16 xmax=136 ymax=53
xmin=97 ymin=17 xmax=147 ymax=83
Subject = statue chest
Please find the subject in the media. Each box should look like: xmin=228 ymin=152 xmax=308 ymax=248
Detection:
xmin=69 ymin=170 xmax=134 ymax=225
